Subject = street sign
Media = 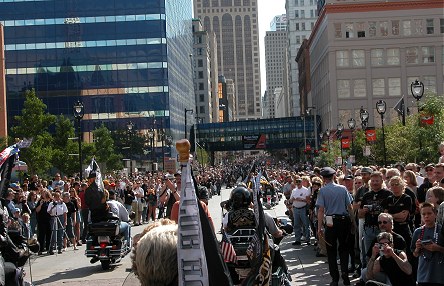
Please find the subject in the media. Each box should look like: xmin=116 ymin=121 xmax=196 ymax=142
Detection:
xmin=364 ymin=146 xmax=371 ymax=156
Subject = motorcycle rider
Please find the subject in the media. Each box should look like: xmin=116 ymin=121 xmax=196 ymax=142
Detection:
xmin=84 ymin=171 xmax=108 ymax=223
xmin=106 ymin=190 xmax=131 ymax=248
xmin=222 ymin=185 xmax=290 ymax=285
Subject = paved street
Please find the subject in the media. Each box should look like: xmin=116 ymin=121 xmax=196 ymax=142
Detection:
xmin=25 ymin=187 xmax=359 ymax=286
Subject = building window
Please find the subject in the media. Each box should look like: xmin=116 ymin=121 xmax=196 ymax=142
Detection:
xmin=352 ymin=50 xmax=365 ymax=67
xmin=296 ymin=23 xmax=300 ymax=31
xmin=371 ymin=49 xmax=384 ymax=66
xmin=198 ymin=71 xmax=204 ymax=79
xmin=296 ymin=36 xmax=301 ymax=44
xmin=406 ymin=47 xmax=418 ymax=64
xmin=310 ymin=9 xmax=314 ymax=18
xmin=302 ymin=22 xmax=306 ymax=30
xmin=380 ymin=21 xmax=388 ymax=36
xmin=295 ymin=10 xmax=299 ymax=18
xmin=423 ymin=76 xmax=436 ymax=93
xmin=414 ymin=19 xmax=423 ymax=35
xmin=388 ymin=78 xmax=401 ymax=96
xmin=426 ymin=19 xmax=434 ymax=34
xmin=337 ymin=80 xmax=350 ymax=98
xmin=392 ymin=20 xmax=400 ymax=35
xmin=372 ymin=79 xmax=385 ymax=96
xmin=336 ymin=50 xmax=349 ymax=67
xmin=441 ymin=19 xmax=444 ymax=33
xmin=403 ymin=20 xmax=411 ymax=36
xmin=334 ymin=23 xmax=342 ymax=38
xmin=300 ymin=0 xmax=304 ymax=5
xmin=199 ymin=94 xmax=205 ymax=102
xmin=369 ymin=21 xmax=377 ymax=37
xmin=345 ymin=23 xmax=354 ymax=38
xmin=198 ymin=59 xmax=203 ymax=67
xmin=200 ymin=106 xmax=205 ymax=114
xmin=422 ymin=46 xmax=435 ymax=63
xmin=301 ymin=10 xmax=305 ymax=18
xmin=199 ymin=83 xmax=205 ymax=90
xmin=357 ymin=22 xmax=365 ymax=38
xmin=353 ymin=79 xmax=366 ymax=98
xmin=387 ymin=48 xmax=400 ymax=65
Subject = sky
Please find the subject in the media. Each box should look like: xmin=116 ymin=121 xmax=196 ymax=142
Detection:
xmin=258 ymin=0 xmax=287 ymax=95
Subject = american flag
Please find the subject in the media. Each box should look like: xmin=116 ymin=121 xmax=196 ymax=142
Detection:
xmin=221 ymin=232 xmax=237 ymax=264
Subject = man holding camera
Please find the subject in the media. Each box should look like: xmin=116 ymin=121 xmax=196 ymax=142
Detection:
xmin=359 ymin=172 xmax=392 ymax=263
xmin=47 ymin=191 xmax=67 ymax=254
xmin=366 ymin=232 xmax=415 ymax=286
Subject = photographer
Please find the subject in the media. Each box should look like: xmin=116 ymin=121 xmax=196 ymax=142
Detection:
xmin=46 ymin=191 xmax=67 ymax=254
xmin=366 ymin=232 xmax=414 ymax=286
xmin=411 ymin=202 xmax=444 ymax=286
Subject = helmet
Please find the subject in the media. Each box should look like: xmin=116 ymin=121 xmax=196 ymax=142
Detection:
xmin=197 ymin=186 xmax=209 ymax=201
xmin=229 ymin=186 xmax=251 ymax=209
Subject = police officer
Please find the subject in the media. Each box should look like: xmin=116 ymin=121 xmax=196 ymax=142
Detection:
xmin=316 ymin=167 xmax=353 ymax=286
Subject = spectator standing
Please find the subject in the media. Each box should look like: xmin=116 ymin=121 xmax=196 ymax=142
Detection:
xmin=411 ymin=202 xmax=444 ymax=286
xmin=316 ymin=167 xmax=353 ymax=286
xmin=131 ymin=182 xmax=144 ymax=226
xmin=290 ymin=176 xmax=311 ymax=245
xmin=47 ymin=191 xmax=67 ymax=254
xmin=78 ymin=182 xmax=89 ymax=243
xmin=358 ymin=172 xmax=392 ymax=264
xmin=27 ymin=191 xmax=38 ymax=237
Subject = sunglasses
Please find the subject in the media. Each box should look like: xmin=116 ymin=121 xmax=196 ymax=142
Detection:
xmin=378 ymin=220 xmax=389 ymax=225
xmin=390 ymin=183 xmax=401 ymax=186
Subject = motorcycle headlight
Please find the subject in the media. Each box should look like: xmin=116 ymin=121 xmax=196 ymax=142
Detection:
xmin=115 ymin=224 xmax=119 ymax=236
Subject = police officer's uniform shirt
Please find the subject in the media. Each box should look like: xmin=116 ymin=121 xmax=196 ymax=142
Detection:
xmin=316 ymin=182 xmax=351 ymax=215
xmin=360 ymin=189 xmax=392 ymax=226
xmin=290 ymin=186 xmax=310 ymax=208
xmin=47 ymin=201 xmax=68 ymax=216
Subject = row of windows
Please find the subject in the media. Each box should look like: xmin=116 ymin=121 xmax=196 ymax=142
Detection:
xmin=294 ymin=0 xmax=316 ymax=6
xmin=337 ymin=76 xmax=437 ymax=98
xmin=336 ymin=46 xmax=440 ymax=68
xmin=6 ymin=62 xmax=167 ymax=75
xmin=0 ymin=13 xmax=165 ymax=27
xmin=0 ymin=0 xmax=48 ymax=2
xmin=335 ymin=18 xmax=444 ymax=39
xmin=5 ymin=38 xmax=166 ymax=51
xmin=294 ymin=9 xmax=317 ymax=19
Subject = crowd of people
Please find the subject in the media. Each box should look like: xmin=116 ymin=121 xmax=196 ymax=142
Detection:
xmin=1 ymin=143 xmax=444 ymax=286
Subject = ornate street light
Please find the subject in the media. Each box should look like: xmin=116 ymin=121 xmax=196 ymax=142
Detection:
xmin=410 ymin=79 xmax=424 ymax=102
xmin=73 ymin=101 xmax=84 ymax=181
xmin=359 ymin=106 xmax=369 ymax=129
xmin=337 ymin=123 xmax=344 ymax=158
xmin=127 ymin=121 xmax=134 ymax=175
xmin=376 ymin=100 xmax=387 ymax=166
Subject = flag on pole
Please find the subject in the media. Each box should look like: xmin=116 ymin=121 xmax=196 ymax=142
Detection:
xmin=0 ymin=144 xmax=20 ymax=198
xmin=85 ymin=157 xmax=104 ymax=192
xmin=393 ymin=96 xmax=405 ymax=116
xmin=221 ymin=232 xmax=237 ymax=264
xmin=242 ymin=168 xmax=272 ymax=286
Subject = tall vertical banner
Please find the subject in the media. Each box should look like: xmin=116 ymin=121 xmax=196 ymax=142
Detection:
xmin=341 ymin=138 xmax=350 ymax=149
xmin=176 ymin=140 xmax=209 ymax=286
xmin=365 ymin=128 xmax=377 ymax=143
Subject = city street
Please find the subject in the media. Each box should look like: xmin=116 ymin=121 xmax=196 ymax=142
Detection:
xmin=25 ymin=186 xmax=357 ymax=286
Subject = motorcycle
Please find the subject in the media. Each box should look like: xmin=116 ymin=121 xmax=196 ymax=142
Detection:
xmin=85 ymin=219 xmax=131 ymax=270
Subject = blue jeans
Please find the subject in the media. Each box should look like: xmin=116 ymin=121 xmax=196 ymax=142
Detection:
xmin=119 ymin=221 xmax=131 ymax=246
xmin=293 ymin=206 xmax=310 ymax=242
xmin=50 ymin=215 xmax=65 ymax=251
xmin=363 ymin=226 xmax=380 ymax=260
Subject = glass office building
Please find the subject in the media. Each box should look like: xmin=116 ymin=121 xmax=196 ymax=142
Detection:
xmin=0 ymin=0 xmax=194 ymax=160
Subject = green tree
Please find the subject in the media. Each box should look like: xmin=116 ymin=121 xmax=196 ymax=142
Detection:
xmin=11 ymin=89 xmax=56 ymax=175
xmin=51 ymin=115 xmax=79 ymax=175
xmin=93 ymin=124 xmax=123 ymax=172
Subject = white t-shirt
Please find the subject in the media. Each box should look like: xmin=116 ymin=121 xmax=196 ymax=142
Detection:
xmin=132 ymin=187 xmax=144 ymax=203
xmin=290 ymin=186 xmax=310 ymax=208
xmin=47 ymin=201 xmax=68 ymax=216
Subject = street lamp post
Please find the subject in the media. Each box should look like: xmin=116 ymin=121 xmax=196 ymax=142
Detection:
xmin=376 ymin=100 xmax=387 ymax=166
xmin=73 ymin=101 xmax=84 ymax=181
xmin=325 ymin=129 xmax=330 ymax=150
xmin=348 ymin=118 xmax=356 ymax=157
xmin=306 ymin=106 xmax=318 ymax=151
xmin=359 ymin=106 xmax=369 ymax=129
xmin=184 ymin=108 xmax=193 ymax=140
xmin=337 ymin=123 xmax=344 ymax=160
xmin=411 ymin=79 xmax=425 ymax=153
xmin=127 ymin=121 xmax=134 ymax=176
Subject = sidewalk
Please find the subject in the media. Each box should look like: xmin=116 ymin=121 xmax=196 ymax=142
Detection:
xmin=281 ymin=237 xmax=360 ymax=286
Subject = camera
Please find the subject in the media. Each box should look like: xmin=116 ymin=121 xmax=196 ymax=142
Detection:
xmin=364 ymin=205 xmax=374 ymax=211
xmin=421 ymin=239 xmax=432 ymax=245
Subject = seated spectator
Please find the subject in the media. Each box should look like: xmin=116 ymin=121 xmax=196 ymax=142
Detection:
xmin=131 ymin=221 xmax=178 ymax=286
xmin=366 ymin=232 xmax=415 ymax=286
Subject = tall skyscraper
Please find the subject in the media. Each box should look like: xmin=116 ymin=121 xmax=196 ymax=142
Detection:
xmin=264 ymin=23 xmax=288 ymax=118
xmin=270 ymin=14 xmax=287 ymax=31
xmin=286 ymin=0 xmax=318 ymax=116
xmin=0 ymin=0 xmax=194 ymax=160
xmin=193 ymin=0 xmax=262 ymax=120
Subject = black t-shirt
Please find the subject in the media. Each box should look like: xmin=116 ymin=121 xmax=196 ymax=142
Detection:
xmin=379 ymin=249 xmax=416 ymax=286
xmin=35 ymin=200 xmax=51 ymax=223
xmin=360 ymin=189 xmax=392 ymax=226
xmin=65 ymin=201 xmax=77 ymax=216
xmin=381 ymin=194 xmax=412 ymax=224
xmin=417 ymin=179 xmax=433 ymax=203
xmin=366 ymin=231 xmax=406 ymax=258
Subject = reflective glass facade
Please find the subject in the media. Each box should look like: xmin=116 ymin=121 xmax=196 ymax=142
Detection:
xmin=0 ymin=0 xmax=194 ymax=157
